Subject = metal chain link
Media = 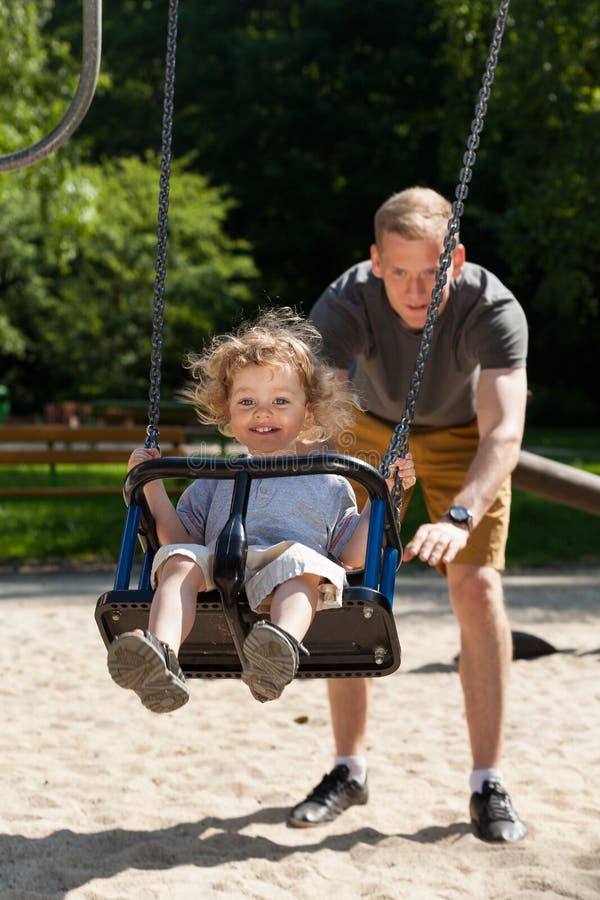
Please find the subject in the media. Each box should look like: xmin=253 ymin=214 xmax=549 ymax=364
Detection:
xmin=380 ymin=0 xmax=511 ymax=520
xmin=145 ymin=0 xmax=179 ymax=449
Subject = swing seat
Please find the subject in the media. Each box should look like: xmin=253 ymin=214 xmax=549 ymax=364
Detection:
xmin=95 ymin=453 xmax=402 ymax=679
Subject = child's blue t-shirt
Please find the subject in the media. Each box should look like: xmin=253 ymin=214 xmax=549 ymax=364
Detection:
xmin=176 ymin=473 xmax=360 ymax=559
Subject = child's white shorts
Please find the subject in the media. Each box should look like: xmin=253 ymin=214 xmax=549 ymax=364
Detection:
xmin=150 ymin=541 xmax=346 ymax=612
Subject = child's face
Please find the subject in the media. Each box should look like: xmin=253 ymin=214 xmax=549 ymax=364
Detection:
xmin=227 ymin=363 xmax=313 ymax=456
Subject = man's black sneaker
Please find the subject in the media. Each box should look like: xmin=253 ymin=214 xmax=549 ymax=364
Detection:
xmin=287 ymin=764 xmax=368 ymax=827
xmin=470 ymin=780 xmax=527 ymax=843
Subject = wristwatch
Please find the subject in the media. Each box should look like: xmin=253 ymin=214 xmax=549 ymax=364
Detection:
xmin=443 ymin=505 xmax=474 ymax=532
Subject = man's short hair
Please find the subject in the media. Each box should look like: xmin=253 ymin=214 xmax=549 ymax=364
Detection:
xmin=374 ymin=186 xmax=455 ymax=247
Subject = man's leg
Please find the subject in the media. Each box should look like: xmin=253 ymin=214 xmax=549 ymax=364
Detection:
xmin=447 ymin=563 xmax=511 ymax=767
xmin=287 ymin=410 xmax=389 ymax=827
xmin=287 ymin=677 xmax=370 ymax=826
xmin=328 ymin=677 xmax=370 ymax=755
xmin=448 ymin=562 xmax=526 ymax=842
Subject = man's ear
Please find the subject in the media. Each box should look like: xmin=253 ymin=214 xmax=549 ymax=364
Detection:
xmin=452 ymin=243 xmax=466 ymax=278
xmin=370 ymin=243 xmax=382 ymax=277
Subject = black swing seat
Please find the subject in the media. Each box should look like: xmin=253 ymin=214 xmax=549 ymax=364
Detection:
xmin=95 ymin=453 xmax=402 ymax=679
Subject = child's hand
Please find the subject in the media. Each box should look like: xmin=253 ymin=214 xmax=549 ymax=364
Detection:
xmin=386 ymin=453 xmax=416 ymax=491
xmin=127 ymin=446 xmax=161 ymax=472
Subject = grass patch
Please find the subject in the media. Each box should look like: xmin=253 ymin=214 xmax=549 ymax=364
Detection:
xmin=522 ymin=426 xmax=600 ymax=462
xmin=0 ymin=495 xmax=126 ymax=565
xmin=0 ymin=463 xmax=127 ymax=491
xmin=0 ymin=465 xmax=130 ymax=566
xmin=1 ymin=429 xmax=598 ymax=568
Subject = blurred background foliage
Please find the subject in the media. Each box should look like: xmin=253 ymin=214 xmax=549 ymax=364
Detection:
xmin=1 ymin=0 xmax=598 ymax=422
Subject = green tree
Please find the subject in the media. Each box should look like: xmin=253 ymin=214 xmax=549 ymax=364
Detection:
xmin=0 ymin=0 xmax=79 ymax=156
xmin=0 ymin=155 xmax=258 ymax=411
xmin=11 ymin=0 xmax=600 ymax=421
xmin=436 ymin=0 xmax=600 ymax=423
xmin=0 ymin=0 xmax=81 ymax=384
xmin=48 ymin=0 xmax=448 ymax=303
xmin=175 ymin=0 xmax=447 ymax=305
xmin=0 ymin=1 xmax=258 ymax=413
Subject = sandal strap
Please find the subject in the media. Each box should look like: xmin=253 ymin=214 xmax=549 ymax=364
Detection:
xmin=258 ymin=621 xmax=310 ymax=657
xmin=143 ymin=630 xmax=185 ymax=680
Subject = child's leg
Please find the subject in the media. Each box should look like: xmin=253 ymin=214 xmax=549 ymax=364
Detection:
xmin=145 ymin=554 xmax=207 ymax=653
xmin=242 ymin=574 xmax=323 ymax=703
xmin=107 ymin=554 xmax=206 ymax=713
xmin=269 ymin=573 xmax=322 ymax=644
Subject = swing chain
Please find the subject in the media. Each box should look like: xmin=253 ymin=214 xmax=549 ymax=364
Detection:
xmin=145 ymin=0 xmax=179 ymax=450
xmin=379 ymin=0 xmax=511 ymax=520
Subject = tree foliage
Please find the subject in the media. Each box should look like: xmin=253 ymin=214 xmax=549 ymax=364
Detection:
xmin=0 ymin=154 xmax=257 ymax=410
xmin=0 ymin=1 xmax=257 ymax=412
xmin=2 ymin=0 xmax=599 ymax=421
xmin=0 ymin=0 xmax=79 ymax=154
xmin=53 ymin=0 xmax=449 ymax=302
xmin=436 ymin=0 xmax=600 ymax=422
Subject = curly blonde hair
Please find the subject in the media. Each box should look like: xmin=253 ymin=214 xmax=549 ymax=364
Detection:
xmin=181 ymin=308 xmax=360 ymax=444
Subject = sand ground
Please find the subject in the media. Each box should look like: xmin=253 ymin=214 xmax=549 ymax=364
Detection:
xmin=0 ymin=566 xmax=598 ymax=899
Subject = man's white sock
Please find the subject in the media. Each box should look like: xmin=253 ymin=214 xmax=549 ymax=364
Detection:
xmin=469 ymin=768 xmax=504 ymax=794
xmin=335 ymin=755 xmax=367 ymax=785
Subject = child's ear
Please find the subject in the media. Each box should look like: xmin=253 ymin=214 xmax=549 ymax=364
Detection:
xmin=299 ymin=406 xmax=327 ymax=444
xmin=221 ymin=422 xmax=234 ymax=437
xmin=302 ymin=405 xmax=317 ymax=435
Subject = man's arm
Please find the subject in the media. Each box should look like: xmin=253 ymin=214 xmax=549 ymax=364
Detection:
xmin=403 ymin=366 xmax=527 ymax=567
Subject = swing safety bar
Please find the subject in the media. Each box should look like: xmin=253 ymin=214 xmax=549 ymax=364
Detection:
xmin=0 ymin=0 xmax=102 ymax=173
xmin=95 ymin=453 xmax=403 ymax=679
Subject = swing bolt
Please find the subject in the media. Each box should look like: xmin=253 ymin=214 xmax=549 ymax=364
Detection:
xmin=363 ymin=606 xmax=374 ymax=619
xmin=373 ymin=646 xmax=387 ymax=666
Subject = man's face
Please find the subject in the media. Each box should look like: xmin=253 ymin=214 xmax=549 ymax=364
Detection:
xmin=370 ymin=232 xmax=465 ymax=332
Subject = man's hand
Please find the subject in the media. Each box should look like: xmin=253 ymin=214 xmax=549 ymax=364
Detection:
xmin=403 ymin=520 xmax=469 ymax=567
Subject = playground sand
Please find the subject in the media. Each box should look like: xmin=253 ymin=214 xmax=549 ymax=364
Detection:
xmin=0 ymin=567 xmax=598 ymax=899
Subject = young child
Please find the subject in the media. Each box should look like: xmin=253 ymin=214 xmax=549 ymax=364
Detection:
xmin=107 ymin=309 xmax=415 ymax=711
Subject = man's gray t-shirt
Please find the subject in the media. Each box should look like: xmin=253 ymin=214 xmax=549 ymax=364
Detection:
xmin=310 ymin=260 xmax=528 ymax=428
xmin=176 ymin=473 xmax=360 ymax=558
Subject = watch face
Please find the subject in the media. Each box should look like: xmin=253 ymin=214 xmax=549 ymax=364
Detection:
xmin=449 ymin=506 xmax=470 ymax=523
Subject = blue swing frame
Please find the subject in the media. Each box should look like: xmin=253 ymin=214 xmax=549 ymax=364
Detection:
xmin=95 ymin=452 xmax=403 ymax=679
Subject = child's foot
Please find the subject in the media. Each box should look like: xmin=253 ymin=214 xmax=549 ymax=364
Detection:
xmin=242 ymin=621 xmax=303 ymax=703
xmin=107 ymin=631 xmax=189 ymax=713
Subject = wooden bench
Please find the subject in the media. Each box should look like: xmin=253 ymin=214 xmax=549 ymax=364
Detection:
xmin=0 ymin=425 xmax=188 ymax=497
xmin=91 ymin=399 xmax=197 ymax=427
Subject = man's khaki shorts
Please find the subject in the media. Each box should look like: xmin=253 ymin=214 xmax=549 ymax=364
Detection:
xmin=338 ymin=410 xmax=511 ymax=572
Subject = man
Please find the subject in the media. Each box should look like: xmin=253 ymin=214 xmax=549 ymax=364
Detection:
xmin=288 ymin=186 xmax=528 ymax=843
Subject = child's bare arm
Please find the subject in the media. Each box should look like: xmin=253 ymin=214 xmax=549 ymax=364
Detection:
xmin=127 ymin=447 xmax=191 ymax=545
xmin=338 ymin=454 xmax=416 ymax=568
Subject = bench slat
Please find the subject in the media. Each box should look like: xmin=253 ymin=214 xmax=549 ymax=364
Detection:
xmin=0 ymin=449 xmax=186 ymax=465
xmin=0 ymin=425 xmax=187 ymax=444
xmin=0 ymin=424 xmax=230 ymax=496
